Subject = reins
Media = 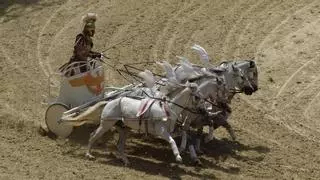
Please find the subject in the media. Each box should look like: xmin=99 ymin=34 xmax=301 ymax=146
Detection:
xmin=140 ymin=89 xmax=202 ymax=115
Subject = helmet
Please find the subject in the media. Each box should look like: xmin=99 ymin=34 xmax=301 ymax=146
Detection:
xmin=82 ymin=13 xmax=97 ymax=36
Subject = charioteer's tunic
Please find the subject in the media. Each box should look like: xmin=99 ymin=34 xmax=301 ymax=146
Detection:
xmin=69 ymin=33 xmax=101 ymax=63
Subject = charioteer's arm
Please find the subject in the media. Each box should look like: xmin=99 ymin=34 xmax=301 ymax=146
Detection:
xmin=89 ymin=50 xmax=102 ymax=59
xmin=74 ymin=34 xmax=89 ymax=61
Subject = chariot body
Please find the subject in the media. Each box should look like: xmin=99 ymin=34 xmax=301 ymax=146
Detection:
xmin=44 ymin=58 xmax=133 ymax=138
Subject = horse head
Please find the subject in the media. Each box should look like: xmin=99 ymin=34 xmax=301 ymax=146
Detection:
xmin=217 ymin=60 xmax=258 ymax=95
xmin=193 ymin=77 xmax=228 ymax=104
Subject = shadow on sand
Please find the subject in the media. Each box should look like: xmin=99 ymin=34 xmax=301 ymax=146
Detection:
xmin=59 ymin=127 xmax=270 ymax=179
xmin=200 ymin=137 xmax=270 ymax=163
xmin=0 ymin=0 xmax=63 ymax=23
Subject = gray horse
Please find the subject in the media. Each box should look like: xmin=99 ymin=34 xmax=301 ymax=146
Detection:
xmin=174 ymin=58 xmax=258 ymax=161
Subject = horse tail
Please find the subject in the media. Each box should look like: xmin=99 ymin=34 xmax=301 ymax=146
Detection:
xmin=60 ymin=101 xmax=108 ymax=126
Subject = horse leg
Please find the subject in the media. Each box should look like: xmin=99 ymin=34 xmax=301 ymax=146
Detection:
xmin=195 ymin=127 xmax=204 ymax=155
xmin=180 ymin=117 xmax=191 ymax=153
xmin=115 ymin=126 xmax=130 ymax=166
xmin=155 ymin=122 xmax=182 ymax=163
xmin=188 ymin=131 xmax=202 ymax=166
xmin=223 ymin=122 xmax=236 ymax=141
xmin=204 ymin=126 xmax=215 ymax=143
xmin=86 ymin=125 xmax=107 ymax=159
xmin=179 ymin=130 xmax=187 ymax=153
xmin=86 ymin=120 xmax=112 ymax=159
xmin=189 ymin=144 xmax=202 ymax=166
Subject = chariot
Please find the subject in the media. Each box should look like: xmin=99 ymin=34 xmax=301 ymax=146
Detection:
xmin=44 ymin=58 xmax=134 ymax=138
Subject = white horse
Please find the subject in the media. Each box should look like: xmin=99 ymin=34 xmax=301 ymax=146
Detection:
xmin=111 ymin=56 xmax=258 ymax=164
xmin=85 ymin=81 xmax=199 ymax=165
xmin=64 ymin=61 xmax=222 ymax=165
xmin=173 ymin=46 xmax=258 ymax=157
xmin=178 ymin=76 xmax=228 ymax=164
xmin=60 ymin=63 xmax=206 ymax=165
xmin=203 ymin=60 xmax=258 ymax=143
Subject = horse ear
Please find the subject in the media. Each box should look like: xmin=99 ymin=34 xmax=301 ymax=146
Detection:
xmin=232 ymin=64 xmax=238 ymax=72
xmin=249 ymin=60 xmax=255 ymax=68
xmin=232 ymin=64 xmax=239 ymax=72
xmin=186 ymin=82 xmax=198 ymax=91
xmin=216 ymin=77 xmax=223 ymax=85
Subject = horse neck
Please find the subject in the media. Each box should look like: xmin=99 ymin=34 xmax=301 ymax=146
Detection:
xmin=215 ymin=74 xmax=235 ymax=103
xmin=199 ymin=76 xmax=225 ymax=97
xmin=174 ymin=65 xmax=203 ymax=82
xmin=165 ymin=86 xmax=184 ymax=99
xmin=168 ymin=87 xmax=192 ymax=116
xmin=227 ymin=92 xmax=236 ymax=102
xmin=219 ymin=66 xmax=237 ymax=93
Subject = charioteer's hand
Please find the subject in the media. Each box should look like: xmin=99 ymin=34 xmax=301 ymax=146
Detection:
xmin=100 ymin=53 xmax=110 ymax=59
xmin=94 ymin=52 xmax=102 ymax=59
xmin=90 ymin=53 xmax=100 ymax=59
xmin=90 ymin=52 xmax=105 ymax=59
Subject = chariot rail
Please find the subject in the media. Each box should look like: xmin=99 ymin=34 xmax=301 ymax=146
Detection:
xmin=62 ymin=84 xmax=136 ymax=117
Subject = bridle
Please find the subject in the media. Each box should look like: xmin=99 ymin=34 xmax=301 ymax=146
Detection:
xmin=140 ymin=89 xmax=201 ymax=115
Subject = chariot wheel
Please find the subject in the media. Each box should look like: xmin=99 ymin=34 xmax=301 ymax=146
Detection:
xmin=45 ymin=103 xmax=73 ymax=138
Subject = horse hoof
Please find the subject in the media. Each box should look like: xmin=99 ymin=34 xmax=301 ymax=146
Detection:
xmin=196 ymin=150 xmax=204 ymax=156
xmin=204 ymin=138 xmax=212 ymax=144
xmin=123 ymin=159 xmax=130 ymax=166
xmin=175 ymin=155 xmax=183 ymax=163
xmin=121 ymin=155 xmax=130 ymax=166
xmin=193 ymin=159 xmax=203 ymax=167
xmin=85 ymin=153 xmax=96 ymax=160
xmin=113 ymin=152 xmax=123 ymax=159
xmin=38 ymin=125 xmax=48 ymax=137
xmin=179 ymin=148 xmax=185 ymax=153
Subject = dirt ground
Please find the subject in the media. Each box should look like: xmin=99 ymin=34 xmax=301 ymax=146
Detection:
xmin=1 ymin=0 xmax=320 ymax=179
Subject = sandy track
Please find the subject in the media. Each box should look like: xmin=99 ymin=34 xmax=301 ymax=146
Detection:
xmin=1 ymin=0 xmax=320 ymax=179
